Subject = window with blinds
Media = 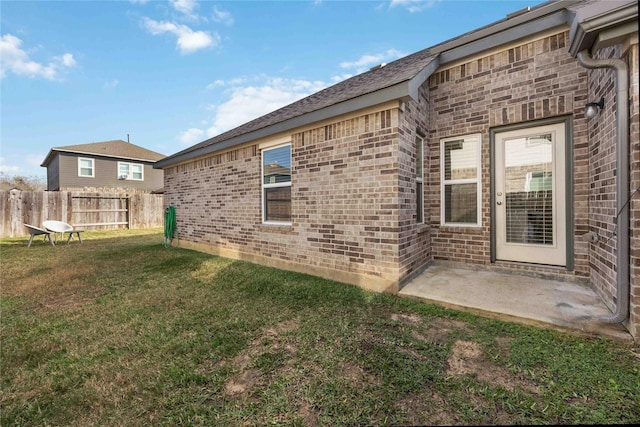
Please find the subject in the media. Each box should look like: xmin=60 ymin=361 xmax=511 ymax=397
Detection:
xmin=440 ymin=134 xmax=481 ymax=226
xmin=262 ymin=144 xmax=292 ymax=224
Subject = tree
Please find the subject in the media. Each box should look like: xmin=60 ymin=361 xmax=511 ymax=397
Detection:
xmin=0 ymin=173 xmax=47 ymax=191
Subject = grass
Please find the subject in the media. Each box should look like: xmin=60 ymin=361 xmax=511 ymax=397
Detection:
xmin=1 ymin=229 xmax=639 ymax=426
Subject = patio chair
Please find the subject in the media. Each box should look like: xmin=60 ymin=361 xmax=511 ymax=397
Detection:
xmin=42 ymin=220 xmax=84 ymax=245
xmin=24 ymin=224 xmax=54 ymax=248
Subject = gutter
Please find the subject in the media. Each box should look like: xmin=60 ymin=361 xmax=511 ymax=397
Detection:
xmin=576 ymin=50 xmax=630 ymax=324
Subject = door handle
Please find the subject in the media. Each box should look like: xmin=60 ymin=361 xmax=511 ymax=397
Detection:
xmin=497 ymin=201 xmax=503 ymax=205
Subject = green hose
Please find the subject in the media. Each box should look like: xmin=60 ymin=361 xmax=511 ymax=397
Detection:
xmin=164 ymin=205 xmax=177 ymax=248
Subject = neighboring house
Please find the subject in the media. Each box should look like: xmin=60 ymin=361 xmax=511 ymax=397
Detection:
xmin=155 ymin=1 xmax=639 ymax=340
xmin=41 ymin=139 xmax=165 ymax=192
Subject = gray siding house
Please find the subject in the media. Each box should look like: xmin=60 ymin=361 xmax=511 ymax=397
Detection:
xmin=155 ymin=1 xmax=639 ymax=340
xmin=42 ymin=140 xmax=165 ymax=193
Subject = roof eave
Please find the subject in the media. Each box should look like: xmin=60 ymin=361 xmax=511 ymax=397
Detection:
xmin=155 ymin=73 xmax=436 ymax=169
xmin=568 ymin=1 xmax=638 ymax=56
xmin=40 ymin=149 xmax=56 ymax=167
xmin=44 ymin=148 xmax=162 ymax=164
xmin=438 ymin=9 xmax=571 ymax=65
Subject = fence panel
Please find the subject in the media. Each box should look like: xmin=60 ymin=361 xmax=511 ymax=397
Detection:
xmin=0 ymin=190 xmax=163 ymax=238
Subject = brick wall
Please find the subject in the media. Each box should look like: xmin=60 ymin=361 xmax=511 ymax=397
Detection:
xmin=629 ymin=43 xmax=640 ymax=340
xmin=586 ymin=45 xmax=622 ymax=315
xmin=427 ymin=30 xmax=591 ymax=279
xmin=163 ymin=107 xmax=403 ymax=292
xmin=397 ymin=84 xmax=431 ymax=281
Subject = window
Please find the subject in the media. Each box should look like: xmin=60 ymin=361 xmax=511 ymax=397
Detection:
xmin=118 ymin=162 xmax=144 ymax=181
xmin=78 ymin=158 xmax=94 ymax=177
xmin=262 ymin=144 xmax=291 ymax=223
xmin=441 ymin=134 xmax=481 ymax=226
xmin=416 ymin=135 xmax=424 ymax=223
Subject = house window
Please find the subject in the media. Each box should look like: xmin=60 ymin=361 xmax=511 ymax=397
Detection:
xmin=78 ymin=158 xmax=94 ymax=177
xmin=262 ymin=144 xmax=292 ymax=224
xmin=416 ymin=135 xmax=424 ymax=224
xmin=118 ymin=162 xmax=144 ymax=181
xmin=441 ymin=134 xmax=481 ymax=226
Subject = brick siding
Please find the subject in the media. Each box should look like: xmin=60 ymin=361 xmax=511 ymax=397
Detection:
xmin=164 ymin=108 xmax=404 ymax=292
xmin=427 ymin=30 xmax=591 ymax=280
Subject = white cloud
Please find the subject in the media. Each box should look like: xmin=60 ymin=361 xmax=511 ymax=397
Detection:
xmin=205 ymin=77 xmax=328 ymax=137
xmin=26 ymin=154 xmax=44 ymax=167
xmin=170 ymin=0 xmax=201 ymax=21
xmin=104 ymin=79 xmax=119 ymax=89
xmin=390 ymin=0 xmax=440 ymax=13
xmin=0 ymin=157 xmax=20 ymax=174
xmin=212 ymin=6 xmax=234 ymax=26
xmin=179 ymin=76 xmax=329 ymax=145
xmin=178 ymin=128 xmax=205 ymax=146
xmin=0 ymin=34 xmax=76 ymax=80
xmin=339 ymin=49 xmax=404 ymax=73
xmin=171 ymin=0 xmax=198 ymax=15
xmin=142 ymin=18 xmax=219 ymax=54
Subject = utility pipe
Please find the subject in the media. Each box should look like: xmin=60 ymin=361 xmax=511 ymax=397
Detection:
xmin=576 ymin=49 xmax=629 ymax=324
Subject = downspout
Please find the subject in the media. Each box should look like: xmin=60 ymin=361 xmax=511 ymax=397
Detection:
xmin=576 ymin=50 xmax=629 ymax=324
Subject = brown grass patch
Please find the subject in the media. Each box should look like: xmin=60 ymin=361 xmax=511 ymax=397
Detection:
xmin=447 ymin=340 xmax=539 ymax=394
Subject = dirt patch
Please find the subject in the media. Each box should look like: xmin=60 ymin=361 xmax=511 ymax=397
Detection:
xmin=422 ymin=318 xmax=469 ymax=343
xmin=224 ymin=369 xmax=261 ymax=396
xmin=391 ymin=313 xmax=421 ymax=324
xmin=297 ymin=400 xmax=319 ymax=427
xmin=221 ymin=318 xmax=300 ymax=398
xmin=395 ymin=391 xmax=458 ymax=426
xmin=446 ymin=340 xmax=539 ymax=394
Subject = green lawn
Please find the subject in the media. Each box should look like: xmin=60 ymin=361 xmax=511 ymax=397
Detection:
xmin=1 ymin=229 xmax=639 ymax=426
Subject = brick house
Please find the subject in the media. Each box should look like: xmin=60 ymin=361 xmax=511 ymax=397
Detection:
xmin=155 ymin=0 xmax=639 ymax=340
xmin=41 ymin=139 xmax=165 ymax=193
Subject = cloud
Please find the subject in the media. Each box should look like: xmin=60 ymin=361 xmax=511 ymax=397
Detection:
xmin=206 ymin=77 xmax=328 ymax=137
xmin=171 ymin=0 xmax=198 ymax=15
xmin=212 ymin=6 xmax=234 ymax=26
xmin=179 ymin=76 xmax=329 ymax=145
xmin=339 ymin=49 xmax=404 ymax=73
xmin=104 ymin=79 xmax=119 ymax=89
xmin=178 ymin=128 xmax=205 ymax=146
xmin=170 ymin=0 xmax=201 ymax=21
xmin=0 ymin=34 xmax=76 ymax=80
xmin=389 ymin=0 xmax=440 ymax=13
xmin=142 ymin=18 xmax=219 ymax=54
xmin=0 ymin=158 xmax=20 ymax=174
xmin=26 ymin=154 xmax=44 ymax=167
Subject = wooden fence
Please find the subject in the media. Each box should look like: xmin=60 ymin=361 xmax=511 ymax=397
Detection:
xmin=0 ymin=190 xmax=164 ymax=238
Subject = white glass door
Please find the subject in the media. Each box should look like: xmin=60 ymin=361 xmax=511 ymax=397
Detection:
xmin=495 ymin=123 xmax=566 ymax=266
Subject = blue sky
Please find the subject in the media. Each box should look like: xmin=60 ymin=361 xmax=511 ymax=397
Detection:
xmin=1 ymin=0 xmax=537 ymax=179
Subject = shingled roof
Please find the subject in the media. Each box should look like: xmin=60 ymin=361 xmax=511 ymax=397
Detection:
xmin=156 ymin=49 xmax=439 ymax=168
xmin=41 ymin=140 xmax=165 ymax=167
xmin=155 ymin=0 xmax=586 ymax=169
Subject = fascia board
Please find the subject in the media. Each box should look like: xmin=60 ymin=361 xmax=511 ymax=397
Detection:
xmin=408 ymin=56 xmax=441 ymax=100
xmin=439 ymin=10 xmax=569 ymax=65
xmin=155 ymin=80 xmax=417 ymax=169
xmin=47 ymin=148 xmax=159 ymax=164
xmin=40 ymin=150 xmax=55 ymax=167
xmin=568 ymin=1 xmax=638 ymax=56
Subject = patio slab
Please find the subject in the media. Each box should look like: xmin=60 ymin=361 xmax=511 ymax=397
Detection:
xmin=399 ymin=264 xmax=632 ymax=342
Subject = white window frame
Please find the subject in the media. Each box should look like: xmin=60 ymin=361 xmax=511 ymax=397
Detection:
xmin=117 ymin=162 xmax=144 ymax=181
xmin=261 ymin=143 xmax=292 ymax=225
xmin=440 ymin=133 xmax=482 ymax=227
xmin=416 ymin=135 xmax=424 ymax=224
xmin=78 ymin=157 xmax=95 ymax=178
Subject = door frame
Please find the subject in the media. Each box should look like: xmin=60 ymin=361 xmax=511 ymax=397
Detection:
xmin=489 ymin=115 xmax=574 ymax=270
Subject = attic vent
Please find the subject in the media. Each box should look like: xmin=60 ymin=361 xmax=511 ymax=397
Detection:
xmin=369 ymin=63 xmax=387 ymax=71
xmin=506 ymin=6 xmax=530 ymax=19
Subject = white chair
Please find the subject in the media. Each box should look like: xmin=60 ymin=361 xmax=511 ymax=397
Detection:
xmin=24 ymin=224 xmax=54 ymax=248
xmin=42 ymin=220 xmax=84 ymax=244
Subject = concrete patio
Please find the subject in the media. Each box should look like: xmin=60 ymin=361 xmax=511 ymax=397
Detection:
xmin=399 ymin=264 xmax=632 ymax=342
